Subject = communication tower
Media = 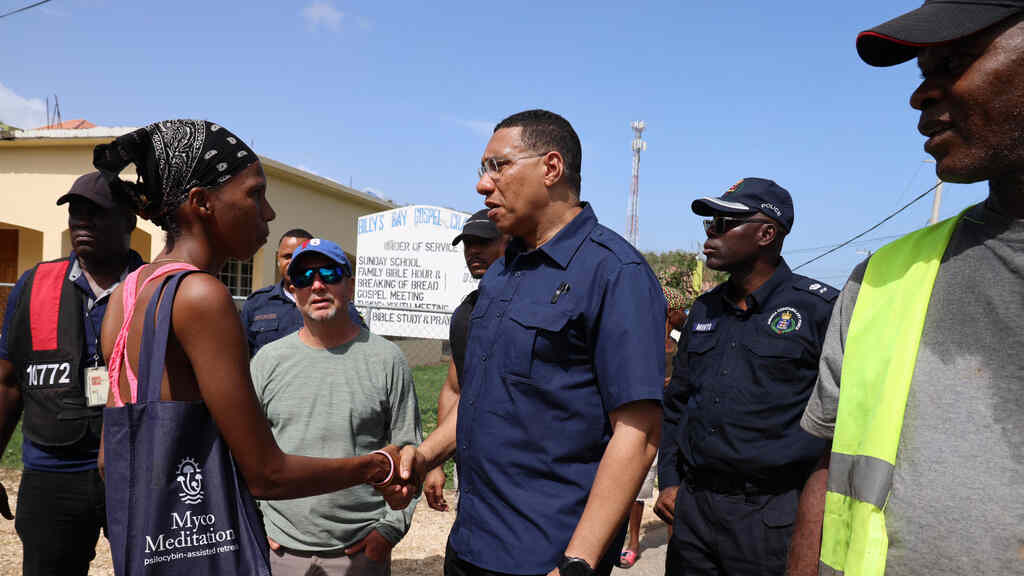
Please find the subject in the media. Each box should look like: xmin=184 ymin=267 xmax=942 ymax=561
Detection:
xmin=627 ymin=121 xmax=646 ymax=247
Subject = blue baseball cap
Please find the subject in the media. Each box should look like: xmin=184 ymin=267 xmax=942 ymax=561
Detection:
xmin=287 ymin=238 xmax=352 ymax=277
xmin=691 ymin=177 xmax=794 ymax=232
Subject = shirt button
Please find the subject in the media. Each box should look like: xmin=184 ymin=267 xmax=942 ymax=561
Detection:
xmin=730 ymin=341 xmax=737 ymax=348
xmin=713 ymin=397 xmax=720 ymax=404
xmin=496 ymin=312 xmax=502 ymax=319
xmin=721 ymin=369 xmax=728 ymax=376
xmin=709 ymin=426 xmax=718 ymax=433
xmin=481 ymin=354 xmax=487 ymax=362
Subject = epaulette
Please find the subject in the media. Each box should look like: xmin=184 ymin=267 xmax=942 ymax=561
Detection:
xmin=793 ymin=277 xmax=838 ymax=303
xmin=589 ymin=226 xmax=642 ymax=264
xmin=247 ymin=284 xmax=275 ymax=298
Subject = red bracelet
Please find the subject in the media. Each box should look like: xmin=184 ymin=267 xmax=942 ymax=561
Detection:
xmin=370 ymin=450 xmax=395 ymax=487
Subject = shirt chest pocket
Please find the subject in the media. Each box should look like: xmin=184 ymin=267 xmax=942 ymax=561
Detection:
xmin=504 ymin=304 xmax=573 ymax=378
xmin=739 ymin=336 xmax=806 ymax=399
xmin=686 ymin=331 xmax=720 ymax=390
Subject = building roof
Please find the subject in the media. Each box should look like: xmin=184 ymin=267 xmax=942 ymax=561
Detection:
xmin=34 ymin=119 xmax=96 ymax=130
xmin=0 ymin=124 xmax=395 ymax=210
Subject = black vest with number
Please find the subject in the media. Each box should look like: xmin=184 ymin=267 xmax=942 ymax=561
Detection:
xmin=8 ymin=258 xmax=102 ymax=447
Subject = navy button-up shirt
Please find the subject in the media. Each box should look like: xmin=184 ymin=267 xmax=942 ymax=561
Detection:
xmin=659 ymin=261 xmax=834 ymax=488
xmin=241 ymin=282 xmax=304 ymax=357
xmin=242 ymin=281 xmax=366 ymax=357
xmin=450 ymin=204 xmax=665 ymax=574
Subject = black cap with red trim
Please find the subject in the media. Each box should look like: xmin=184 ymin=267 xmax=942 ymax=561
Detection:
xmin=857 ymin=0 xmax=1024 ymax=67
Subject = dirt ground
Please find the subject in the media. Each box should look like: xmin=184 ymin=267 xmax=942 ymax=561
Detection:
xmin=0 ymin=469 xmax=664 ymax=576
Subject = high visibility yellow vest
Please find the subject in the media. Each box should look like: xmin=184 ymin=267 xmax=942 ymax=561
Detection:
xmin=819 ymin=214 xmax=962 ymax=576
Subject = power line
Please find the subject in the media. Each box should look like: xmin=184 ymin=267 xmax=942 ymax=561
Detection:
xmin=783 ymin=232 xmax=908 ymax=255
xmin=0 ymin=0 xmax=51 ymax=19
xmin=792 ymin=181 xmax=940 ymax=272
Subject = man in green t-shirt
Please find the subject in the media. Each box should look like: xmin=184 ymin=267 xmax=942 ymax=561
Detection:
xmin=250 ymin=238 xmax=422 ymax=576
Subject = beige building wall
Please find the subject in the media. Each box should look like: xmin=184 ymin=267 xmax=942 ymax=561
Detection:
xmin=0 ymin=139 xmax=163 ymax=270
xmin=0 ymin=135 xmax=393 ymax=291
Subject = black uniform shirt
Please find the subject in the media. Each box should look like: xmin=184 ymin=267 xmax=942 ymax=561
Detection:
xmin=659 ymin=260 xmax=836 ymax=487
xmin=448 ymin=289 xmax=478 ymax=385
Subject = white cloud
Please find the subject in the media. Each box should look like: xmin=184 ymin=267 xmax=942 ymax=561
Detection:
xmin=0 ymin=83 xmax=46 ymax=130
xmin=301 ymin=1 xmax=343 ymax=33
xmin=445 ymin=116 xmax=494 ymax=138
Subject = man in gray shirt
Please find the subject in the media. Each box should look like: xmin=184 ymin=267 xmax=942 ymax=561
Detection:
xmin=788 ymin=2 xmax=1024 ymax=575
xmin=251 ymin=238 xmax=422 ymax=576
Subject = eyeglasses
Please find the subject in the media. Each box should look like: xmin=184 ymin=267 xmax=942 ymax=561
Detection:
xmin=477 ymin=153 xmax=546 ymax=180
xmin=291 ymin=265 xmax=348 ymax=289
xmin=702 ymin=216 xmax=774 ymax=236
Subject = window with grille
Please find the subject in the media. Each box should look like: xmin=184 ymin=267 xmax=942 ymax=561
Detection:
xmin=218 ymin=257 xmax=253 ymax=298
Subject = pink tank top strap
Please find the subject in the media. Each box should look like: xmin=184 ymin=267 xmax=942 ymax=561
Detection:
xmin=109 ymin=263 xmax=199 ymax=407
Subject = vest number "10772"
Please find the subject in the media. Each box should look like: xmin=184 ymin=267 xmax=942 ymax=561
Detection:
xmin=25 ymin=363 xmax=72 ymax=387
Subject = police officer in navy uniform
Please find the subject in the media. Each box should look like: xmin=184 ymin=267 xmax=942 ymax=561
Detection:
xmin=656 ymin=178 xmax=834 ymax=575
xmin=242 ymin=228 xmax=365 ymax=357
xmin=0 ymin=172 xmax=144 ymax=576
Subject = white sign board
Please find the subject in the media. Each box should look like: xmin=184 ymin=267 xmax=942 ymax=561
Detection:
xmin=354 ymin=205 xmax=476 ymax=339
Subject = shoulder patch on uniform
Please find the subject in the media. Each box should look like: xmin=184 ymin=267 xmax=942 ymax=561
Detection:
xmin=793 ymin=278 xmax=837 ymax=302
xmin=589 ymin=226 xmax=642 ymax=264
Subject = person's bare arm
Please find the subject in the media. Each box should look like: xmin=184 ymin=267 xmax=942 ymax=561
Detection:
xmin=786 ymin=449 xmax=830 ymax=576
xmin=424 ymin=358 xmax=459 ymax=510
xmin=173 ymin=274 xmax=397 ymax=500
xmin=389 ymin=386 xmax=460 ymax=504
xmin=553 ymin=400 xmax=662 ymax=573
xmin=436 ymin=358 xmax=459 ymax=422
xmin=0 ymin=359 xmax=20 ymax=519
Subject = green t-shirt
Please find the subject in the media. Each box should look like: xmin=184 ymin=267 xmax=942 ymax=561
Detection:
xmin=250 ymin=328 xmax=422 ymax=551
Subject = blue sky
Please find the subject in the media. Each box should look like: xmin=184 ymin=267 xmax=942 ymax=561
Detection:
xmin=0 ymin=0 xmax=988 ymax=285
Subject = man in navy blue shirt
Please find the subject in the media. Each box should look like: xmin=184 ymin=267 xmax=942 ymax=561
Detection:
xmin=656 ymin=178 xmax=834 ymax=575
xmin=0 ymin=172 xmax=144 ymax=576
xmin=396 ymin=110 xmax=665 ymax=576
xmin=242 ymin=228 xmax=364 ymax=356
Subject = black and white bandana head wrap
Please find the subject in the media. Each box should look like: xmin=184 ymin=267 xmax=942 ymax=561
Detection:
xmin=93 ymin=119 xmax=257 ymax=229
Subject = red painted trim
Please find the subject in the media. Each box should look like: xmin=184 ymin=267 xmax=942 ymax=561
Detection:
xmin=29 ymin=261 xmax=69 ymax=351
xmin=857 ymin=30 xmax=948 ymax=48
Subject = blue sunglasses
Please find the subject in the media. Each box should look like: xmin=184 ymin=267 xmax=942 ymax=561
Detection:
xmin=291 ymin=265 xmax=348 ymax=288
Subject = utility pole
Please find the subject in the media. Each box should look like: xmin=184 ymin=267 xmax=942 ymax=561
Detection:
xmin=627 ymin=121 xmax=646 ymax=247
xmin=928 ymin=178 xmax=944 ymax=225
xmin=923 ymin=158 xmax=943 ymax=225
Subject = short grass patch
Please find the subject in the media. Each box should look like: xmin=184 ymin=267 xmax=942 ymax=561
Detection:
xmin=0 ymin=422 xmax=20 ymax=469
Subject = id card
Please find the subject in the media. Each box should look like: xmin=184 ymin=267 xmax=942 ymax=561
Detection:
xmin=85 ymin=366 xmax=110 ymax=407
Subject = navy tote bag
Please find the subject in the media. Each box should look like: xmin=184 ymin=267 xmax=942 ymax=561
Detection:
xmin=104 ymin=271 xmax=271 ymax=575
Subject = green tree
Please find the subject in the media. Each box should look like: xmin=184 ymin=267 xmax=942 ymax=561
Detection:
xmin=642 ymin=250 xmax=726 ymax=309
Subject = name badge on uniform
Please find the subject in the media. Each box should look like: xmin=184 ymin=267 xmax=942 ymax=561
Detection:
xmin=85 ymin=366 xmax=110 ymax=407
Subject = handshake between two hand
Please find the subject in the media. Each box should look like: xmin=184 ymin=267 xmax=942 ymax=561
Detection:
xmin=370 ymin=445 xmax=428 ymax=510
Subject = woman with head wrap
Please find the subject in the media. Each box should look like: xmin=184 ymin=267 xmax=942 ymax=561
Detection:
xmin=94 ymin=120 xmax=413 ymax=573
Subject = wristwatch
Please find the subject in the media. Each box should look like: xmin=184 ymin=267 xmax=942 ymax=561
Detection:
xmin=558 ymin=556 xmax=595 ymax=576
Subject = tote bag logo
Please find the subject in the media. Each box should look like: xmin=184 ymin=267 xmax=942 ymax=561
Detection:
xmin=176 ymin=458 xmax=205 ymax=504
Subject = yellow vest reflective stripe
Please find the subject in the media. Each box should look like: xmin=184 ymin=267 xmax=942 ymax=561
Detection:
xmin=819 ymin=213 xmax=962 ymax=576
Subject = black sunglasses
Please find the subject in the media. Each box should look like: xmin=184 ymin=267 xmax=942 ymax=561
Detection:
xmin=291 ymin=265 xmax=348 ymax=289
xmin=702 ymin=216 xmax=775 ymax=235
